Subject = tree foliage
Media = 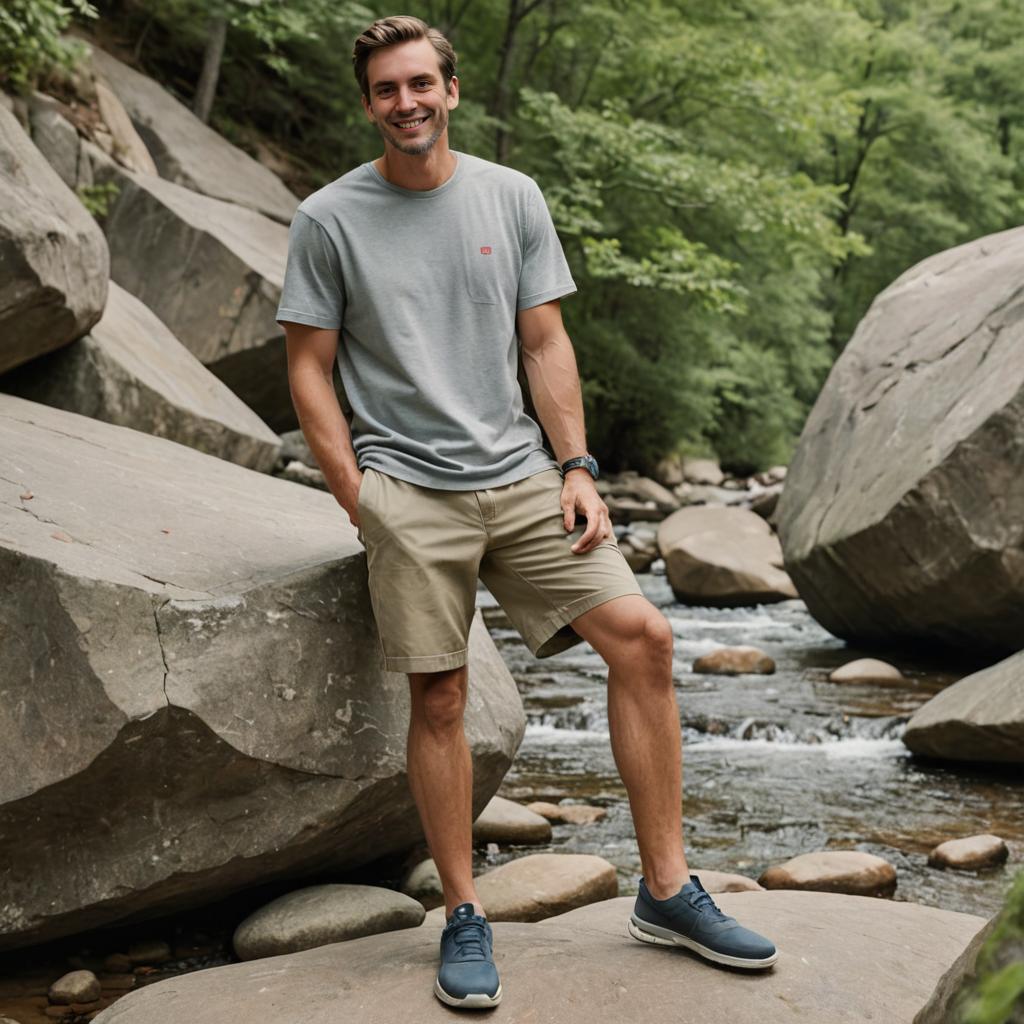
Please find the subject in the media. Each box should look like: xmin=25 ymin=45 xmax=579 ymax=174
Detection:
xmin=12 ymin=0 xmax=1021 ymax=472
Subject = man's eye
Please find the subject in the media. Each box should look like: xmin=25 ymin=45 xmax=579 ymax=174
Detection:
xmin=415 ymin=81 xmax=430 ymax=88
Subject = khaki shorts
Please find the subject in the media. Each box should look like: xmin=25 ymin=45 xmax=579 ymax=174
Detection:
xmin=356 ymin=467 xmax=643 ymax=673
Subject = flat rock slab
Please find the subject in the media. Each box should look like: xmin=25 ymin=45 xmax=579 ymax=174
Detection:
xmin=90 ymin=892 xmax=985 ymax=1024
xmin=0 ymin=281 xmax=281 ymax=472
xmin=903 ymin=649 xmax=1024 ymax=763
xmin=85 ymin=41 xmax=299 ymax=224
xmin=0 ymin=104 xmax=108 ymax=374
xmin=0 ymin=395 xmax=523 ymax=949
xmin=777 ymin=225 xmax=1024 ymax=655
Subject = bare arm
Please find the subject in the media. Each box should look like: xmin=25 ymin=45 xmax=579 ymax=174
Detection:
xmin=283 ymin=322 xmax=363 ymax=525
xmin=517 ymin=299 xmax=612 ymax=553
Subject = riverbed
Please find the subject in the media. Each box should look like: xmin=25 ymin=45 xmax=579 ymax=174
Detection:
xmin=478 ymin=568 xmax=1022 ymax=919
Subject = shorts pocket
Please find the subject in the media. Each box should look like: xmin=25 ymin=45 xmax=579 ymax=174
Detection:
xmin=356 ymin=468 xmax=387 ymax=542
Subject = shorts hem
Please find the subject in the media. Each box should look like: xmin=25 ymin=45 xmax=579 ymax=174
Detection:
xmin=380 ymin=648 xmax=469 ymax=673
xmin=527 ymin=581 xmax=644 ymax=658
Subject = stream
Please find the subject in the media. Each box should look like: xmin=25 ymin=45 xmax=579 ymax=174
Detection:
xmin=477 ymin=567 xmax=1023 ymax=920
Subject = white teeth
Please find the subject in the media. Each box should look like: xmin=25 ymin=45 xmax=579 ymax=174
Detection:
xmin=395 ymin=117 xmax=427 ymax=128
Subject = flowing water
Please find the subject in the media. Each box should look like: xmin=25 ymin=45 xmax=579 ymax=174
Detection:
xmin=477 ymin=568 xmax=1023 ymax=920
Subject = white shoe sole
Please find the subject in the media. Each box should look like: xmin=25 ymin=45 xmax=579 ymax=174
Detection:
xmin=628 ymin=915 xmax=778 ymax=970
xmin=434 ymin=978 xmax=503 ymax=1009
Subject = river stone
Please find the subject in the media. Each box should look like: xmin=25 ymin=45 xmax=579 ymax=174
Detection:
xmin=126 ymin=939 xmax=171 ymax=965
xmin=49 ymin=970 xmax=101 ymax=1005
xmin=80 ymin=143 xmax=295 ymax=430
xmin=0 ymin=394 xmax=524 ymax=951
xmin=828 ymin=658 xmax=905 ymax=684
xmin=626 ymin=476 xmax=680 ymax=510
xmin=233 ymin=884 xmax=425 ymax=960
xmin=0 ymin=281 xmax=282 ymax=473
xmin=525 ymin=802 xmax=607 ymax=825
xmin=472 ymin=796 xmax=552 ymax=846
xmin=401 ymin=859 xmax=444 ymax=911
xmin=692 ymin=646 xmax=776 ymax=676
xmin=619 ymin=539 xmax=657 ymax=574
xmin=759 ymin=851 xmax=897 ymax=898
xmin=88 ymin=891 xmax=984 ymax=1024
xmin=0 ymin=104 xmax=109 ymax=375
xmin=902 ymin=649 xmax=1024 ymax=763
xmin=777 ymin=225 xmax=1024 ymax=656
xmin=692 ymin=871 xmax=764 ymax=893
xmin=657 ymin=506 xmax=798 ymax=606
xmin=85 ymin=43 xmax=298 ymax=224
xmin=928 ymin=835 xmax=1009 ymax=871
xmin=682 ymin=457 xmax=724 ymax=486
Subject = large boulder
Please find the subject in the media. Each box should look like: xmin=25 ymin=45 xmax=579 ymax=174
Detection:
xmin=0 ymin=281 xmax=282 ymax=472
xmin=90 ymin=891 xmax=984 ymax=1023
xmin=777 ymin=226 xmax=1024 ymax=656
xmin=902 ymin=649 xmax=1024 ymax=763
xmin=83 ymin=143 xmax=294 ymax=429
xmin=0 ymin=104 xmax=108 ymax=374
xmin=0 ymin=394 xmax=524 ymax=950
xmin=657 ymin=506 xmax=798 ymax=606
xmin=84 ymin=41 xmax=299 ymax=224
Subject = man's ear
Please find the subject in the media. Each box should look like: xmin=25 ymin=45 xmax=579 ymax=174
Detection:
xmin=446 ymin=75 xmax=460 ymax=111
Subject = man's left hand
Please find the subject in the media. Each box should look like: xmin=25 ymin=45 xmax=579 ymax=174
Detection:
xmin=561 ymin=470 xmax=613 ymax=554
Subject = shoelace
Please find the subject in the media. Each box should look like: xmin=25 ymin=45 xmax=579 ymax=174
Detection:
xmin=449 ymin=918 xmax=489 ymax=959
xmin=688 ymin=887 xmax=727 ymax=919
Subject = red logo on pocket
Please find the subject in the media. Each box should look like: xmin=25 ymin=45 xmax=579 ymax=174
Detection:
xmin=479 ymin=246 xmax=492 ymax=255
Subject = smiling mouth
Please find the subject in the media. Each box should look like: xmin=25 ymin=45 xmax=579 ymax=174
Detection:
xmin=393 ymin=116 xmax=429 ymax=130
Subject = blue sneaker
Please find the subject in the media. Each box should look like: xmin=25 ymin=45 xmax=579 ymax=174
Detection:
xmin=628 ymin=875 xmax=778 ymax=969
xmin=435 ymin=902 xmax=502 ymax=1009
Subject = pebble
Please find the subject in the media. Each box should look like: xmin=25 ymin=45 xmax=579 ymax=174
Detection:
xmin=928 ymin=834 xmax=1009 ymax=871
xmin=829 ymin=658 xmax=905 ymax=684
xmin=48 ymin=969 xmax=101 ymax=1005
xmin=692 ymin=646 xmax=776 ymax=676
xmin=472 ymin=795 xmax=552 ymax=845
xmin=127 ymin=939 xmax=171 ymax=964
xmin=759 ymin=850 xmax=897 ymax=898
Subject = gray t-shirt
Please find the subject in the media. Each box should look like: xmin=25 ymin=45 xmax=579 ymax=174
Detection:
xmin=275 ymin=151 xmax=577 ymax=489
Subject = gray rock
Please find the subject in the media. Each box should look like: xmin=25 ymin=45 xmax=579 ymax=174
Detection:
xmin=828 ymin=658 xmax=905 ymax=685
xmin=525 ymin=802 xmax=607 ymax=825
xmin=49 ymin=969 xmax=101 ymax=1004
xmin=759 ymin=851 xmax=897 ymax=898
xmin=0 ymin=395 xmax=524 ymax=950
xmin=84 ymin=144 xmax=293 ymax=429
xmin=27 ymin=91 xmax=81 ymax=189
xmin=618 ymin=539 xmax=656 ymax=574
xmin=0 ymin=104 xmax=108 ymax=375
xmin=126 ymin=939 xmax=171 ymax=965
xmin=913 ymin=917 xmax=997 ymax=1024
xmin=472 ymin=796 xmax=551 ymax=846
xmin=401 ymin=859 xmax=444 ymax=911
xmin=902 ymin=649 xmax=1024 ymax=763
xmin=624 ymin=476 xmax=680 ymax=511
xmin=928 ymin=835 xmax=1009 ymax=871
xmin=233 ymin=884 xmax=425 ymax=960
xmin=88 ymin=891 xmax=984 ymax=1024
xmin=691 ymin=870 xmax=763 ymax=893
xmin=92 ymin=78 xmax=158 ymax=176
xmin=657 ymin=506 xmax=798 ymax=606
xmin=0 ymin=281 xmax=281 ymax=472
xmin=681 ymin=457 xmax=724 ymax=486
xmin=86 ymin=43 xmax=299 ymax=224
xmin=777 ymin=225 xmax=1024 ymax=656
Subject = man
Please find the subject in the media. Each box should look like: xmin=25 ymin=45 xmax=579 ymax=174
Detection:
xmin=276 ymin=15 xmax=777 ymax=1009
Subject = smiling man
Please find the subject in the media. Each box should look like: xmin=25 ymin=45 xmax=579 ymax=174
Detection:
xmin=276 ymin=14 xmax=777 ymax=1010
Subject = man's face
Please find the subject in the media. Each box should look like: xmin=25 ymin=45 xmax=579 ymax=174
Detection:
xmin=362 ymin=38 xmax=459 ymax=156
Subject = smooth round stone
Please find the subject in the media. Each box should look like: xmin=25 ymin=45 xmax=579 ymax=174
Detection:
xmin=692 ymin=646 xmax=776 ymax=676
xmin=928 ymin=834 xmax=1010 ymax=871
xmin=526 ymin=802 xmax=607 ymax=825
xmin=233 ymin=884 xmax=425 ymax=960
xmin=48 ymin=969 xmax=101 ymax=1005
xmin=692 ymin=870 xmax=764 ymax=893
xmin=400 ymin=858 xmax=444 ymax=910
xmin=472 ymin=795 xmax=552 ymax=845
xmin=759 ymin=851 xmax=897 ymax=898
xmin=127 ymin=939 xmax=171 ymax=965
xmin=829 ymin=658 xmax=905 ymax=684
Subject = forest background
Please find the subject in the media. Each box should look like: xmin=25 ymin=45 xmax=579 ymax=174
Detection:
xmin=4 ymin=0 xmax=1023 ymax=473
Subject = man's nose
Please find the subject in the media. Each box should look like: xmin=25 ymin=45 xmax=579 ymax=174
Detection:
xmin=396 ymin=86 xmax=417 ymax=111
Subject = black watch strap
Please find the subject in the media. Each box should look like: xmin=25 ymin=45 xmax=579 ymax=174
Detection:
xmin=560 ymin=454 xmax=600 ymax=480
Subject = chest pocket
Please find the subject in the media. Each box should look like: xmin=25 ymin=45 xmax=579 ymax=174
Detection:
xmin=465 ymin=245 xmax=500 ymax=305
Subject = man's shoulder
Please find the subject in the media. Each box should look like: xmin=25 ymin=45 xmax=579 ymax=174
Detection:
xmin=295 ymin=163 xmax=373 ymax=225
xmin=458 ymin=152 xmax=541 ymax=197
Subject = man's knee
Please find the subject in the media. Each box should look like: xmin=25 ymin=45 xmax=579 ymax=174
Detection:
xmin=409 ymin=667 xmax=468 ymax=733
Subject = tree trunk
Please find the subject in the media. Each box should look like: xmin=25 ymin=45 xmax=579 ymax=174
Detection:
xmin=194 ymin=14 xmax=228 ymax=125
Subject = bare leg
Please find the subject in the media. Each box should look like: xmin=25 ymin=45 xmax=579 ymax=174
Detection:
xmin=571 ymin=594 xmax=691 ymax=899
xmin=407 ymin=665 xmax=484 ymax=918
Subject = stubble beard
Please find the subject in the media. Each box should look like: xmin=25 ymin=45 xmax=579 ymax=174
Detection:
xmin=377 ymin=108 xmax=447 ymax=156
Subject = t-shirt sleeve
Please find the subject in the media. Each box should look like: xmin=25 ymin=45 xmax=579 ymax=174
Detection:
xmin=275 ymin=210 xmax=346 ymax=329
xmin=517 ymin=181 xmax=577 ymax=311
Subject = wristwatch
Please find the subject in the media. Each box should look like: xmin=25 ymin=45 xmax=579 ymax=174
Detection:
xmin=560 ymin=454 xmax=600 ymax=480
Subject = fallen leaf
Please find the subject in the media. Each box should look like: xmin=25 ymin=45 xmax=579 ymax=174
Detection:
xmin=51 ymin=531 xmax=73 ymax=543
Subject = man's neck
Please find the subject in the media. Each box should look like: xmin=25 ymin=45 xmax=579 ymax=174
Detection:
xmin=374 ymin=142 xmax=457 ymax=191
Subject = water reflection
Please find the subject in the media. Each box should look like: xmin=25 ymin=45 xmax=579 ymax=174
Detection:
xmin=478 ymin=575 xmax=1022 ymax=918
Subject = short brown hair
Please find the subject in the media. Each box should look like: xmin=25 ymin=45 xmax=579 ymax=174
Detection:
xmin=352 ymin=16 xmax=457 ymax=100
